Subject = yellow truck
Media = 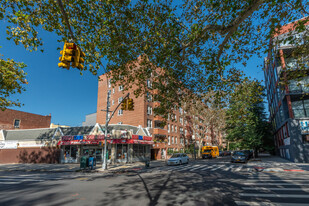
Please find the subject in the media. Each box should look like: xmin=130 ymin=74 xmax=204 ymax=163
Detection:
xmin=202 ymin=146 xmax=219 ymax=159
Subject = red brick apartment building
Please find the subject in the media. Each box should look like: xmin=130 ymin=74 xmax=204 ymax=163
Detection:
xmin=96 ymin=73 xmax=215 ymax=160
xmin=0 ymin=109 xmax=51 ymax=130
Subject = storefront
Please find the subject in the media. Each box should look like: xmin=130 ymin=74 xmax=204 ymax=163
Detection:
xmin=58 ymin=134 xmax=153 ymax=164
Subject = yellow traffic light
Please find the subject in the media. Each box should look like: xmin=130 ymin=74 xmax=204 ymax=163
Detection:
xmin=72 ymin=46 xmax=85 ymax=70
xmin=58 ymin=42 xmax=76 ymax=69
xmin=121 ymin=99 xmax=127 ymax=110
xmin=127 ymin=98 xmax=134 ymax=111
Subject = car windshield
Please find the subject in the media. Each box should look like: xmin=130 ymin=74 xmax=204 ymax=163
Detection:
xmin=203 ymin=150 xmax=211 ymax=153
xmin=171 ymin=154 xmax=180 ymax=158
xmin=233 ymin=151 xmax=245 ymax=156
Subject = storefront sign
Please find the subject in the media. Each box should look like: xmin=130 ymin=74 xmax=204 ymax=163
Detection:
xmin=84 ymin=135 xmax=105 ymax=140
xmin=59 ymin=137 xmax=154 ymax=146
xmin=0 ymin=141 xmax=18 ymax=149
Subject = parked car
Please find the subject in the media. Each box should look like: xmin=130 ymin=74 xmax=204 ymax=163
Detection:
xmin=242 ymin=150 xmax=251 ymax=160
xmin=223 ymin=151 xmax=231 ymax=156
xmin=219 ymin=151 xmax=224 ymax=156
xmin=231 ymin=151 xmax=249 ymax=163
xmin=167 ymin=153 xmax=189 ymax=165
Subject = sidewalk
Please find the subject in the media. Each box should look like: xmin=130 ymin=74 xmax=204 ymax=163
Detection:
xmin=247 ymin=154 xmax=309 ymax=172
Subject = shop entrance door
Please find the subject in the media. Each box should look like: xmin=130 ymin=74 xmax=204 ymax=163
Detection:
xmin=151 ymin=149 xmax=159 ymax=160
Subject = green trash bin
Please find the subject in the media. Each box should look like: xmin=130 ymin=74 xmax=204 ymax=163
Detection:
xmin=80 ymin=156 xmax=88 ymax=169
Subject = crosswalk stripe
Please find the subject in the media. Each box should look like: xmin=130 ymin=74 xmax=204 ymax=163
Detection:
xmin=210 ymin=165 xmax=224 ymax=171
xmin=223 ymin=165 xmax=234 ymax=171
xmin=189 ymin=165 xmax=206 ymax=171
xmin=235 ymin=201 xmax=309 ymax=206
xmin=243 ymin=182 xmax=309 ymax=186
xmin=201 ymin=165 xmax=214 ymax=171
xmin=242 ymin=187 xmax=309 ymax=191
xmin=176 ymin=165 xmax=200 ymax=172
xmin=239 ymin=193 xmax=309 ymax=198
xmin=235 ymin=166 xmax=243 ymax=171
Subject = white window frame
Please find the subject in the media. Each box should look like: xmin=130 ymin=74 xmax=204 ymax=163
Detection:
xmin=168 ymin=136 xmax=170 ymax=145
xmin=172 ymin=136 xmax=174 ymax=144
xmin=147 ymin=119 xmax=152 ymax=128
xmin=108 ymin=79 xmax=111 ymax=88
xmin=113 ymin=88 xmax=115 ymax=94
xmin=118 ymin=97 xmax=123 ymax=103
xmin=175 ymin=126 xmax=177 ymax=133
xmin=175 ymin=137 xmax=177 ymax=144
xmin=112 ymin=100 xmax=115 ymax=105
xmin=168 ymin=124 xmax=170 ymax=133
xmin=147 ymin=106 xmax=152 ymax=115
xmin=119 ymin=85 xmax=124 ymax=91
xmin=118 ymin=109 xmax=123 ymax=116
xmin=171 ymin=125 xmax=174 ymax=132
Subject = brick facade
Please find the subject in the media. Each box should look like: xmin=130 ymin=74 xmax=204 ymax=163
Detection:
xmin=0 ymin=109 xmax=51 ymax=130
xmin=96 ymin=74 xmax=215 ymax=160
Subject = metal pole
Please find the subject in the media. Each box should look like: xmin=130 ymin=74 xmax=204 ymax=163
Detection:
xmin=102 ymin=90 xmax=111 ymax=170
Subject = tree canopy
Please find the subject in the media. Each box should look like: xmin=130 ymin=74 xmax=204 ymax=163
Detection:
xmin=225 ymin=79 xmax=272 ymax=152
xmin=1 ymin=0 xmax=308 ymax=113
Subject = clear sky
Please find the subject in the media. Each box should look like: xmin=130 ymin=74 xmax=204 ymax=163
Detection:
xmin=0 ymin=22 xmax=266 ymax=127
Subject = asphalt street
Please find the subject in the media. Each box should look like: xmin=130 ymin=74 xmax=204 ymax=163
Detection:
xmin=0 ymin=157 xmax=309 ymax=206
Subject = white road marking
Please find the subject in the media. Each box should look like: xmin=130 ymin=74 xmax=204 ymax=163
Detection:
xmin=223 ymin=165 xmax=234 ymax=171
xmin=235 ymin=166 xmax=243 ymax=172
xmin=189 ymin=165 xmax=206 ymax=171
xmin=239 ymin=193 xmax=309 ymax=198
xmin=235 ymin=201 xmax=309 ymax=206
xmin=243 ymin=182 xmax=309 ymax=186
xmin=210 ymin=165 xmax=225 ymax=171
xmin=242 ymin=187 xmax=309 ymax=191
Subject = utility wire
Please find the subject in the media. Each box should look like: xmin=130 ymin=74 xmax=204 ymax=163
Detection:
xmin=56 ymin=0 xmax=75 ymax=41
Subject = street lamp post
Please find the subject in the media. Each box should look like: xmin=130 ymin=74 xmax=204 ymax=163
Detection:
xmin=102 ymin=90 xmax=111 ymax=170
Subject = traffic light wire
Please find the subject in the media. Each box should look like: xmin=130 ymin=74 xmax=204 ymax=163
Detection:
xmin=56 ymin=0 xmax=75 ymax=41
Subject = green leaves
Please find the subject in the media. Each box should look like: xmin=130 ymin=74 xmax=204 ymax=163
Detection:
xmin=0 ymin=54 xmax=27 ymax=110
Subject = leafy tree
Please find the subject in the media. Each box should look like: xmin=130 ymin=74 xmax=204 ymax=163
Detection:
xmin=225 ymin=79 xmax=272 ymax=155
xmin=0 ymin=0 xmax=308 ymax=114
xmin=0 ymin=53 xmax=27 ymax=109
xmin=183 ymin=91 xmax=226 ymax=157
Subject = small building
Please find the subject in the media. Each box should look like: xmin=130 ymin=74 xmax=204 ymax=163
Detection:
xmin=0 ymin=124 xmax=153 ymax=164
xmin=0 ymin=109 xmax=51 ymax=130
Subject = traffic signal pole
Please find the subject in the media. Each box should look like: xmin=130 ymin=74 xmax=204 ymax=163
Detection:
xmin=101 ymin=90 xmax=130 ymax=170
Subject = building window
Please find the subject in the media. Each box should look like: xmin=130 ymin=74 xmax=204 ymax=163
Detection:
xmin=180 ymin=127 xmax=183 ymax=134
xmin=118 ymin=97 xmax=123 ymax=103
xmin=147 ymin=106 xmax=152 ymax=115
xmin=168 ymin=136 xmax=170 ymax=145
xmin=180 ymin=117 xmax=183 ymax=124
xmin=147 ymin=119 xmax=152 ymax=128
xmin=179 ymin=107 xmax=183 ymax=114
xmin=171 ymin=125 xmax=174 ymax=132
xmin=175 ymin=137 xmax=177 ymax=144
xmin=147 ymin=80 xmax=152 ymax=88
xmin=167 ymin=124 xmax=170 ymax=133
xmin=112 ymin=100 xmax=115 ymax=105
xmin=167 ymin=114 xmax=170 ymax=121
xmin=175 ymin=126 xmax=177 ymax=133
xmin=147 ymin=92 xmax=152 ymax=102
xmin=14 ymin=119 xmax=20 ymax=128
xmin=185 ymin=129 xmax=187 ymax=136
xmin=113 ymin=88 xmax=115 ymax=94
xmin=118 ymin=122 xmax=123 ymax=125
xmin=108 ymin=79 xmax=111 ymax=88
xmin=119 ymin=85 xmax=124 ymax=91
xmin=118 ymin=110 xmax=123 ymax=116
xmin=172 ymin=136 xmax=174 ymax=144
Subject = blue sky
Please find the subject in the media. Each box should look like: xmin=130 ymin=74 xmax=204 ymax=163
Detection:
xmin=0 ymin=22 xmax=266 ymax=127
